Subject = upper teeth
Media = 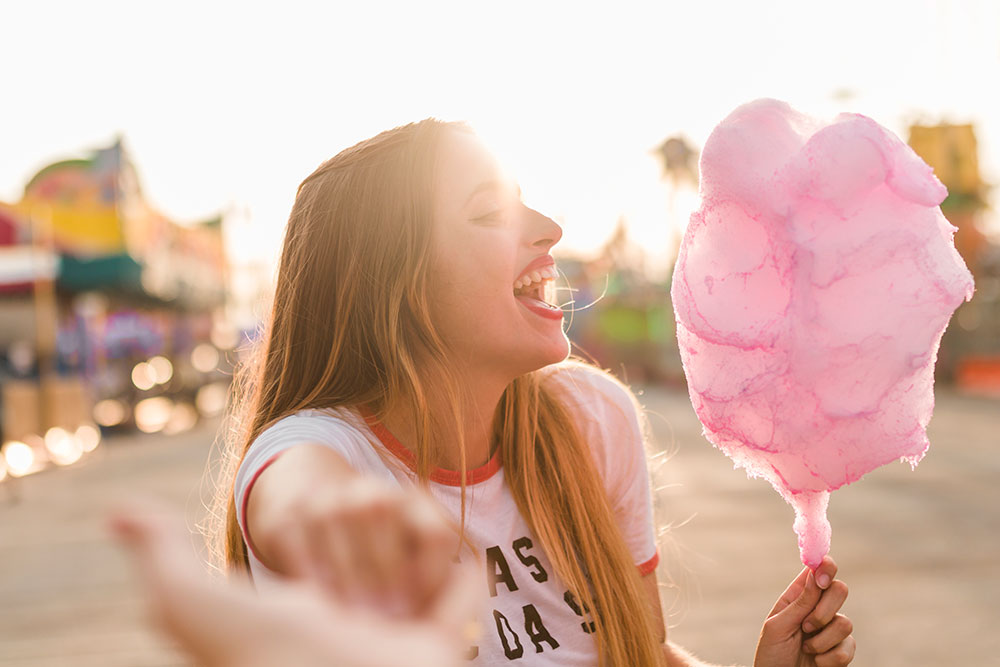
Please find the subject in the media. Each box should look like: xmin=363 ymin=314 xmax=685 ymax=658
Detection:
xmin=514 ymin=265 xmax=558 ymax=290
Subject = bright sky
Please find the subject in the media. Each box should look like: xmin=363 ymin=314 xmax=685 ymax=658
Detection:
xmin=2 ymin=0 xmax=998 ymax=280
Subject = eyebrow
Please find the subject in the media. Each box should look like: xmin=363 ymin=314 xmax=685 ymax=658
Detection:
xmin=464 ymin=179 xmax=522 ymax=208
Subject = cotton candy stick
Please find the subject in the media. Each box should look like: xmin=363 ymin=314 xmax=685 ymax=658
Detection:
xmin=670 ymin=99 xmax=975 ymax=568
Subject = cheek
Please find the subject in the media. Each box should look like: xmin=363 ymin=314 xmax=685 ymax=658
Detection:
xmin=436 ymin=243 xmax=508 ymax=300
xmin=425 ymin=228 xmax=520 ymax=341
xmin=427 ymin=262 xmax=515 ymax=340
xmin=428 ymin=261 xmax=504 ymax=318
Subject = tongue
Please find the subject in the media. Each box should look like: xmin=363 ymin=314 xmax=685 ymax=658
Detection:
xmin=516 ymin=294 xmax=559 ymax=310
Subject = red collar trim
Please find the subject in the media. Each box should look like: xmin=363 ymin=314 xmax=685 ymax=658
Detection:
xmin=359 ymin=406 xmax=502 ymax=486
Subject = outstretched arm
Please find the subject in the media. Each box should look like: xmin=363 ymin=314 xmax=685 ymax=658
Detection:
xmin=110 ymin=498 xmax=480 ymax=667
xmin=246 ymin=443 xmax=457 ymax=616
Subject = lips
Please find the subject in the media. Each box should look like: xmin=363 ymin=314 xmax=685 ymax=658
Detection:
xmin=513 ymin=255 xmax=563 ymax=320
xmin=514 ymin=255 xmax=556 ymax=286
xmin=516 ymin=293 xmax=564 ymax=320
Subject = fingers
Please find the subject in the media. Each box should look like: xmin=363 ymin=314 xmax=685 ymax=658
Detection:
xmin=108 ymin=498 xmax=204 ymax=584
xmin=766 ymin=565 xmax=811 ymax=617
xmin=799 ymin=557 xmax=853 ymax=665
xmin=309 ymin=513 xmax=357 ymax=598
xmin=408 ymin=510 xmax=457 ymax=616
xmin=366 ymin=503 xmax=408 ymax=610
xmin=429 ymin=559 xmax=485 ymax=638
xmin=281 ymin=478 xmax=457 ymax=619
xmin=332 ymin=497 xmax=390 ymax=604
xmin=768 ymin=569 xmax=823 ymax=632
xmin=802 ymin=578 xmax=849 ymax=634
xmin=803 ymin=613 xmax=853 ymax=655
xmin=109 ymin=499 xmax=267 ymax=664
xmin=108 ymin=498 xmax=182 ymax=551
xmin=812 ymin=555 xmax=838 ymax=590
xmin=765 ymin=555 xmax=843 ymax=630
xmin=111 ymin=496 xmax=469 ymax=667
xmin=812 ymin=634 xmax=856 ymax=667
xmin=270 ymin=520 xmax=318 ymax=582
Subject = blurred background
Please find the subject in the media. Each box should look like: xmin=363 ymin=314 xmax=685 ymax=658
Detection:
xmin=1 ymin=1 xmax=997 ymax=665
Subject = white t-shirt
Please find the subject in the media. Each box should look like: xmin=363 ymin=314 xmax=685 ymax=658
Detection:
xmin=234 ymin=361 xmax=659 ymax=665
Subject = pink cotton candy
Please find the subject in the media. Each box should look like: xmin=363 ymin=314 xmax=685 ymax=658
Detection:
xmin=670 ymin=99 xmax=975 ymax=568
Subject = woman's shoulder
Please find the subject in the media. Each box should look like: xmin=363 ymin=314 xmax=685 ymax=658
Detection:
xmin=537 ymin=359 xmax=645 ymax=427
xmin=538 ymin=360 xmax=653 ymax=502
xmin=238 ymin=405 xmax=395 ymax=486
xmin=539 ymin=359 xmax=638 ymax=405
xmin=250 ymin=406 xmax=372 ymax=453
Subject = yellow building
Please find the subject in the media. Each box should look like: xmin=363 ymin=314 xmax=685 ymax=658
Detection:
xmin=9 ymin=138 xmax=227 ymax=305
xmin=908 ymin=123 xmax=990 ymax=277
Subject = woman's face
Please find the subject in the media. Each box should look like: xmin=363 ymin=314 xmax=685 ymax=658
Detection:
xmin=427 ymin=130 xmax=569 ymax=380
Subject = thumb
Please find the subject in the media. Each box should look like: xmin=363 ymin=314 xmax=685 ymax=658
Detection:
xmin=768 ymin=570 xmax=822 ymax=633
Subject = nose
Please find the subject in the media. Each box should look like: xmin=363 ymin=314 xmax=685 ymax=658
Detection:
xmin=523 ymin=205 xmax=563 ymax=250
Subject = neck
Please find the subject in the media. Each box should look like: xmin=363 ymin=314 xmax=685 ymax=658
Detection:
xmin=380 ymin=361 xmax=511 ymax=472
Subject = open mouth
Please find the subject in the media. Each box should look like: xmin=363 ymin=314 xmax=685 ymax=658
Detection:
xmin=513 ymin=265 xmax=562 ymax=318
xmin=513 ymin=265 xmax=557 ymax=302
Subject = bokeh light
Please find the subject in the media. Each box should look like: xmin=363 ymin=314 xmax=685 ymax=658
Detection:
xmin=93 ymin=399 xmax=127 ymax=427
xmin=44 ymin=427 xmax=68 ymax=450
xmin=195 ymin=382 xmax=228 ymax=417
xmin=131 ymin=362 xmax=157 ymax=391
xmin=134 ymin=397 xmax=174 ymax=434
xmin=44 ymin=427 xmax=83 ymax=466
xmin=3 ymin=441 xmax=35 ymax=477
xmin=191 ymin=343 xmax=219 ymax=373
xmin=210 ymin=322 xmax=240 ymax=350
xmin=75 ymin=424 xmax=101 ymax=453
xmin=147 ymin=356 xmax=174 ymax=384
xmin=163 ymin=403 xmax=199 ymax=435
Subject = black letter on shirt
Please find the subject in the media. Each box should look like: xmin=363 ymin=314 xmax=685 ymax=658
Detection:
xmin=486 ymin=546 xmax=519 ymax=598
xmin=563 ymin=590 xmax=596 ymax=634
xmin=512 ymin=537 xmax=548 ymax=583
xmin=522 ymin=604 xmax=560 ymax=653
xmin=493 ymin=609 xmax=524 ymax=659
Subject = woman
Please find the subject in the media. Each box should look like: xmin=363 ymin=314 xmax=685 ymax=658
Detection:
xmin=207 ymin=119 xmax=855 ymax=666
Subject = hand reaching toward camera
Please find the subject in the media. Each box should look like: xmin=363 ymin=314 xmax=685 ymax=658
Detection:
xmin=246 ymin=444 xmax=462 ymax=619
xmin=753 ymin=556 xmax=856 ymax=667
xmin=110 ymin=498 xmax=481 ymax=667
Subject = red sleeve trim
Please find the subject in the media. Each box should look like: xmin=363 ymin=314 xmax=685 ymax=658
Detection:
xmin=239 ymin=452 xmax=287 ymax=565
xmin=637 ymin=550 xmax=660 ymax=577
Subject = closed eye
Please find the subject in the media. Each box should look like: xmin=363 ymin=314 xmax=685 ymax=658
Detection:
xmin=471 ymin=210 xmax=504 ymax=224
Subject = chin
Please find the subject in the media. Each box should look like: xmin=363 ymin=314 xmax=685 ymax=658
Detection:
xmin=522 ymin=334 xmax=571 ymax=374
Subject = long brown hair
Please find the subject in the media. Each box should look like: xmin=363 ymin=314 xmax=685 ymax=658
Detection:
xmin=207 ymin=119 xmax=664 ymax=666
